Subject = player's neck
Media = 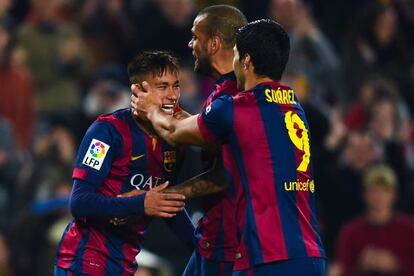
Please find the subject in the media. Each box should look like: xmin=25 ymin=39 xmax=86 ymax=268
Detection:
xmin=210 ymin=51 xmax=234 ymax=81
xmin=366 ymin=208 xmax=393 ymax=225
xmin=132 ymin=115 xmax=157 ymax=137
xmin=244 ymin=74 xmax=274 ymax=91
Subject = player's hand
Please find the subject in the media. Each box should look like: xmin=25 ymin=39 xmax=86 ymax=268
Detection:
xmin=130 ymin=81 xmax=161 ymax=118
xmin=117 ymin=189 xmax=146 ymax=198
xmin=144 ymin=182 xmax=186 ymax=218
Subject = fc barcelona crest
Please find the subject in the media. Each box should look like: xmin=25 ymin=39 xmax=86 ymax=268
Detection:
xmin=163 ymin=151 xmax=176 ymax=172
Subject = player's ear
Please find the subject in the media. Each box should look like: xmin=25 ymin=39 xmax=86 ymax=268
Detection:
xmin=243 ymin=54 xmax=251 ymax=70
xmin=209 ymin=36 xmax=221 ymax=55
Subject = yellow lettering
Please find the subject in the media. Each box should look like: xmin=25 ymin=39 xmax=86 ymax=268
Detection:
xmin=275 ymin=88 xmax=283 ymax=103
xmin=310 ymin=180 xmax=315 ymax=193
xmin=265 ymin=88 xmax=298 ymax=105
xmin=272 ymin=90 xmax=278 ymax=103
xmin=289 ymin=90 xmax=296 ymax=104
xmin=285 ymin=179 xmax=315 ymax=192
xmin=265 ymin=89 xmax=272 ymax=102
xmin=284 ymin=182 xmax=292 ymax=191
xmin=282 ymin=90 xmax=289 ymax=104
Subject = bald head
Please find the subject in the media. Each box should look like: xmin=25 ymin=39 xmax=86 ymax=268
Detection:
xmin=197 ymin=5 xmax=247 ymax=49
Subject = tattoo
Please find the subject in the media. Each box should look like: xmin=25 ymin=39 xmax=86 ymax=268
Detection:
xmin=165 ymin=160 xmax=227 ymax=198
xmin=167 ymin=178 xmax=226 ymax=198
xmin=173 ymin=110 xmax=191 ymax=120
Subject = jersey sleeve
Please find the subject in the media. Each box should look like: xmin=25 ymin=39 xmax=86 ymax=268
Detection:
xmin=197 ymin=95 xmax=233 ymax=144
xmin=70 ymin=179 xmax=145 ymax=217
xmin=69 ymin=119 xmax=145 ymax=217
xmin=72 ymin=120 xmax=122 ymax=186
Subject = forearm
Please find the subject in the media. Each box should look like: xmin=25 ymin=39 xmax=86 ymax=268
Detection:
xmin=148 ymin=108 xmax=205 ymax=146
xmin=70 ymin=179 xmax=145 ymax=217
xmin=147 ymin=107 xmax=180 ymax=146
xmin=165 ymin=162 xmax=227 ymax=198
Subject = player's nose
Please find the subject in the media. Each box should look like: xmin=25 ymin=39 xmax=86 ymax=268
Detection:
xmin=166 ymin=87 xmax=179 ymax=100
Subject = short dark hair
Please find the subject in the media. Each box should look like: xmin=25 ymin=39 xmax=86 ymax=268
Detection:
xmin=127 ymin=50 xmax=179 ymax=84
xmin=198 ymin=5 xmax=247 ymax=49
xmin=236 ymin=19 xmax=290 ymax=80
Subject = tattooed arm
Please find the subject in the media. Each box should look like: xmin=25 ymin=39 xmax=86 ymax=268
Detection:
xmin=165 ymin=158 xmax=228 ymax=198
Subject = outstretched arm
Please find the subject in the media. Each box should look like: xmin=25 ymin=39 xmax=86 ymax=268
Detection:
xmin=149 ymin=111 xmax=205 ymax=147
xmin=131 ymin=83 xmax=206 ymax=147
xmin=70 ymin=180 xmax=185 ymax=218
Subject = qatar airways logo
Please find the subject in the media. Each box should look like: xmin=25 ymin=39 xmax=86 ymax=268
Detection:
xmin=130 ymin=174 xmax=166 ymax=191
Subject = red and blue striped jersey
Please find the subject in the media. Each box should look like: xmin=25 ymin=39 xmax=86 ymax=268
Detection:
xmin=195 ymin=72 xmax=241 ymax=262
xmin=197 ymin=81 xmax=326 ymax=270
xmin=55 ymin=108 xmax=179 ymax=275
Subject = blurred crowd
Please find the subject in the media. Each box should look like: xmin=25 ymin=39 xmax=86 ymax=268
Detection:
xmin=0 ymin=0 xmax=414 ymax=275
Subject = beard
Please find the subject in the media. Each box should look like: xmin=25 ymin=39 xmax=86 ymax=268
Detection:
xmin=194 ymin=53 xmax=213 ymax=77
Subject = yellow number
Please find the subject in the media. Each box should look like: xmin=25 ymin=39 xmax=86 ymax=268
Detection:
xmin=284 ymin=111 xmax=310 ymax=172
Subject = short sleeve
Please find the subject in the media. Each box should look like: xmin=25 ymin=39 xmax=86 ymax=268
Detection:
xmin=72 ymin=120 xmax=122 ymax=186
xmin=197 ymin=95 xmax=233 ymax=143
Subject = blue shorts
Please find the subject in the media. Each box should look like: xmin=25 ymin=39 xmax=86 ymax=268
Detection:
xmin=183 ymin=250 xmax=234 ymax=276
xmin=232 ymin=258 xmax=326 ymax=276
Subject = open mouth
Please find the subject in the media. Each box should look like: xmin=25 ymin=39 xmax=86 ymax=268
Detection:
xmin=161 ymin=104 xmax=175 ymax=114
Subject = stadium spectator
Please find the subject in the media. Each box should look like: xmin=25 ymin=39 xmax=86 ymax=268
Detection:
xmin=0 ymin=22 xmax=35 ymax=153
xmin=343 ymin=1 xmax=412 ymax=102
xmin=330 ymin=164 xmax=414 ymax=276
xmin=80 ymin=0 xmax=137 ymax=69
xmin=0 ymin=118 xmax=20 ymax=229
xmin=269 ymin=0 xmax=342 ymax=104
xmin=16 ymin=0 xmax=89 ymax=127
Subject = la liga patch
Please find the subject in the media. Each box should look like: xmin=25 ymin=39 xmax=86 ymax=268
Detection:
xmin=82 ymin=138 xmax=110 ymax=170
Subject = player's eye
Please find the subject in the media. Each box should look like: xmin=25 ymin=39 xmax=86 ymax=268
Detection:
xmin=173 ymin=84 xmax=180 ymax=89
xmin=157 ymin=85 xmax=167 ymax=90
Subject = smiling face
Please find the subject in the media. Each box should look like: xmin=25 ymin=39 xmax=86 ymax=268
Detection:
xmin=188 ymin=14 xmax=213 ymax=76
xmin=142 ymin=71 xmax=180 ymax=116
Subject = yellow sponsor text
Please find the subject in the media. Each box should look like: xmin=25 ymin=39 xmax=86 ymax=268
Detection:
xmin=284 ymin=179 xmax=315 ymax=193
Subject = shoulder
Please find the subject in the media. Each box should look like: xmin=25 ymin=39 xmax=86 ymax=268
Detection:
xmin=96 ymin=108 xmax=132 ymax=130
xmin=207 ymin=83 xmax=237 ymax=106
xmin=97 ymin=108 xmax=130 ymax=122
xmin=86 ymin=110 xmax=132 ymax=141
xmin=206 ymin=94 xmax=234 ymax=111
xmin=232 ymin=90 xmax=255 ymax=104
xmin=200 ymin=94 xmax=234 ymax=124
xmin=216 ymin=79 xmax=238 ymax=96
